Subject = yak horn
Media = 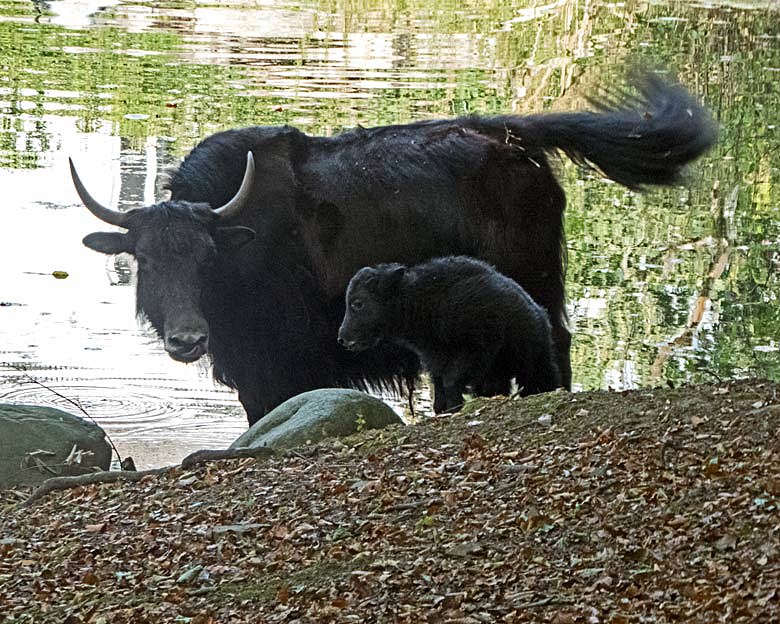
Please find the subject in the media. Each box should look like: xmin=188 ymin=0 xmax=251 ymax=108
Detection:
xmin=69 ymin=158 xmax=129 ymax=228
xmin=214 ymin=151 xmax=256 ymax=219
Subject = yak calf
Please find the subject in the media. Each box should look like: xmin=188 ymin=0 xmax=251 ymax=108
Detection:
xmin=338 ymin=256 xmax=561 ymax=413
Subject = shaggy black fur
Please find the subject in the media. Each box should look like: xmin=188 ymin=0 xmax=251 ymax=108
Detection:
xmin=338 ymin=256 xmax=561 ymax=412
xmin=81 ymin=73 xmax=716 ymax=425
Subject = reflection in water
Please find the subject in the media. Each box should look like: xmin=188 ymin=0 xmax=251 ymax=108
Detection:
xmin=0 ymin=0 xmax=779 ymax=467
xmin=1 ymin=374 xmax=248 ymax=467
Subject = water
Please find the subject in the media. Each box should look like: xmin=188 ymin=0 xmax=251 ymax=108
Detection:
xmin=1 ymin=0 xmax=778 ymax=468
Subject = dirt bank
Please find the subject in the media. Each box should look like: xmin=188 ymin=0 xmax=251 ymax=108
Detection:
xmin=1 ymin=380 xmax=778 ymax=623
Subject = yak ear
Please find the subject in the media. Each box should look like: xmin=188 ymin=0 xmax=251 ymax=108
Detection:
xmin=215 ymin=226 xmax=256 ymax=251
xmin=386 ymin=265 xmax=406 ymax=287
xmin=354 ymin=266 xmax=379 ymax=287
xmin=83 ymin=232 xmax=132 ymax=255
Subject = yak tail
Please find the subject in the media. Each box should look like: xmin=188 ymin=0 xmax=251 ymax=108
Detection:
xmin=475 ymin=73 xmax=717 ymax=190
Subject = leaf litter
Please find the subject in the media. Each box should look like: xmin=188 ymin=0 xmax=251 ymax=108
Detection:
xmin=1 ymin=379 xmax=779 ymax=623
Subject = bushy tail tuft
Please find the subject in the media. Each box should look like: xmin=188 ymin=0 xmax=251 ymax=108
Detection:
xmin=474 ymin=73 xmax=717 ymax=190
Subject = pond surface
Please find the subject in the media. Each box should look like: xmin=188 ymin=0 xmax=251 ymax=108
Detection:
xmin=1 ymin=0 xmax=778 ymax=468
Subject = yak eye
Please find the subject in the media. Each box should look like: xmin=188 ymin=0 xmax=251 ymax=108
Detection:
xmin=350 ymin=299 xmax=364 ymax=312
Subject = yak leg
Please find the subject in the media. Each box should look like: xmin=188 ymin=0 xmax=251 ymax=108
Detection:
xmin=237 ymin=375 xmax=306 ymax=427
xmin=431 ymin=372 xmax=466 ymax=414
xmin=474 ymin=376 xmax=511 ymax=399
xmin=440 ymin=381 xmax=467 ymax=413
xmin=238 ymin=387 xmax=270 ymax=427
xmin=431 ymin=375 xmax=449 ymax=414
xmin=551 ymin=323 xmax=572 ymax=390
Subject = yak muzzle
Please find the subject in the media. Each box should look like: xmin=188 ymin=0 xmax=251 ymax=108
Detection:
xmin=337 ymin=335 xmax=360 ymax=351
xmin=337 ymin=331 xmax=377 ymax=353
xmin=165 ymin=330 xmax=209 ymax=363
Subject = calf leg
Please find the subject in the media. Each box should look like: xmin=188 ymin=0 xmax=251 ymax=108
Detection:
xmin=474 ymin=348 xmax=512 ymax=398
xmin=517 ymin=352 xmax=562 ymax=396
xmin=438 ymin=352 xmax=491 ymax=413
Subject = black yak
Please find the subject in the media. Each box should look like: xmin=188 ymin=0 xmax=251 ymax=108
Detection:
xmin=71 ymin=73 xmax=716 ymax=426
xmin=338 ymin=256 xmax=562 ymax=413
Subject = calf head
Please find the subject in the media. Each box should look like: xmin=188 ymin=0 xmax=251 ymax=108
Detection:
xmin=338 ymin=263 xmax=405 ymax=352
xmin=71 ymin=153 xmax=257 ymax=363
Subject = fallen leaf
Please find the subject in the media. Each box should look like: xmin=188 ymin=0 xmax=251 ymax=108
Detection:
xmin=447 ymin=542 xmax=484 ymax=557
xmin=715 ymin=534 xmax=737 ymax=551
xmin=176 ymin=565 xmax=203 ymax=585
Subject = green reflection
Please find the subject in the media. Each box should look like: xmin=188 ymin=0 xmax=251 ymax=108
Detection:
xmin=1 ymin=0 xmax=778 ymax=391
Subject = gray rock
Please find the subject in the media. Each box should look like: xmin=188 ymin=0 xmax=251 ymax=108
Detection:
xmin=230 ymin=389 xmax=403 ymax=450
xmin=0 ymin=404 xmax=112 ymax=489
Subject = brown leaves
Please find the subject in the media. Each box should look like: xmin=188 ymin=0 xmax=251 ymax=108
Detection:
xmin=759 ymin=477 xmax=780 ymax=496
xmin=524 ymin=506 xmax=555 ymax=533
xmin=83 ymin=523 xmax=105 ymax=533
xmin=714 ymin=533 xmax=738 ymax=551
xmin=446 ymin=542 xmax=484 ymax=558
xmin=276 ymin=585 xmax=290 ymax=603
xmin=1 ymin=380 xmax=779 ymax=622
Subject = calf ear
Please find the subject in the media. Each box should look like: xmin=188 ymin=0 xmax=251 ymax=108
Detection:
xmin=83 ymin=232 xmax=131 ymax=255
xmin=215 ymin=226 xmax=256 ymax=251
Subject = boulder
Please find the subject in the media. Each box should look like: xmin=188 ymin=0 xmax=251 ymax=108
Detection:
xmin=0 ymin=404 xmax=112 ymax=489
xmin=231 ymin=389 xmax=403 ymax=450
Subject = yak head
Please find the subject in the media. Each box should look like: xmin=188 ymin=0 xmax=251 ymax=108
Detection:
xmin=338 ymin=263 xmax=406 ymax=352
xmin=71 ymin=153 xmax=257 ymax=363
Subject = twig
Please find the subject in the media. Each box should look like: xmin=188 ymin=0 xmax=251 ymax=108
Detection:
xmin=8 ymin=364 xmax=124 ymax=464
xmin=10 ymin=460 xmax=98 ymax=480
xmin=180 ymin=447 xmax=275 ymax=470
xmin=515 ymin=596 xmax=574 ymax=609
xmin=699 ymin=369 xmax=723 ymax=383
xmin=19 ymin=447 xmax=275 ymax=507
xmin=516 ymin=596 xmax=554 ymax=609
xmin=686 ymin=597 xmax=719 ymax=617
xmin=286 ymin=448 xmax=339 ymax=478
xmin=20 ymin=467 xmax=171 ymax=507
xmin=382 ymin=496 xmax=443 ymax=513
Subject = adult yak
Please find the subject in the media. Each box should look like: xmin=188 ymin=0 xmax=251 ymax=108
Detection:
xmin=71 ymin=74 xmax=715 ymax=426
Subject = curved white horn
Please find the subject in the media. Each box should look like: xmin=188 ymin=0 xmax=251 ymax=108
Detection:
xmin=214 ymin=152 xmax=256 ymax=219
xmin=69 ymin=158 xmax=128 ymax=227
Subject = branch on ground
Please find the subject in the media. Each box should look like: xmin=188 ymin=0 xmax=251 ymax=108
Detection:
xmin=20 ymin=467 xmax=171 ymax=507
xmin=180 ymin=447 xmax=274 ymax=470
xmin=19 ymin=447 xmax=275 ymax=508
